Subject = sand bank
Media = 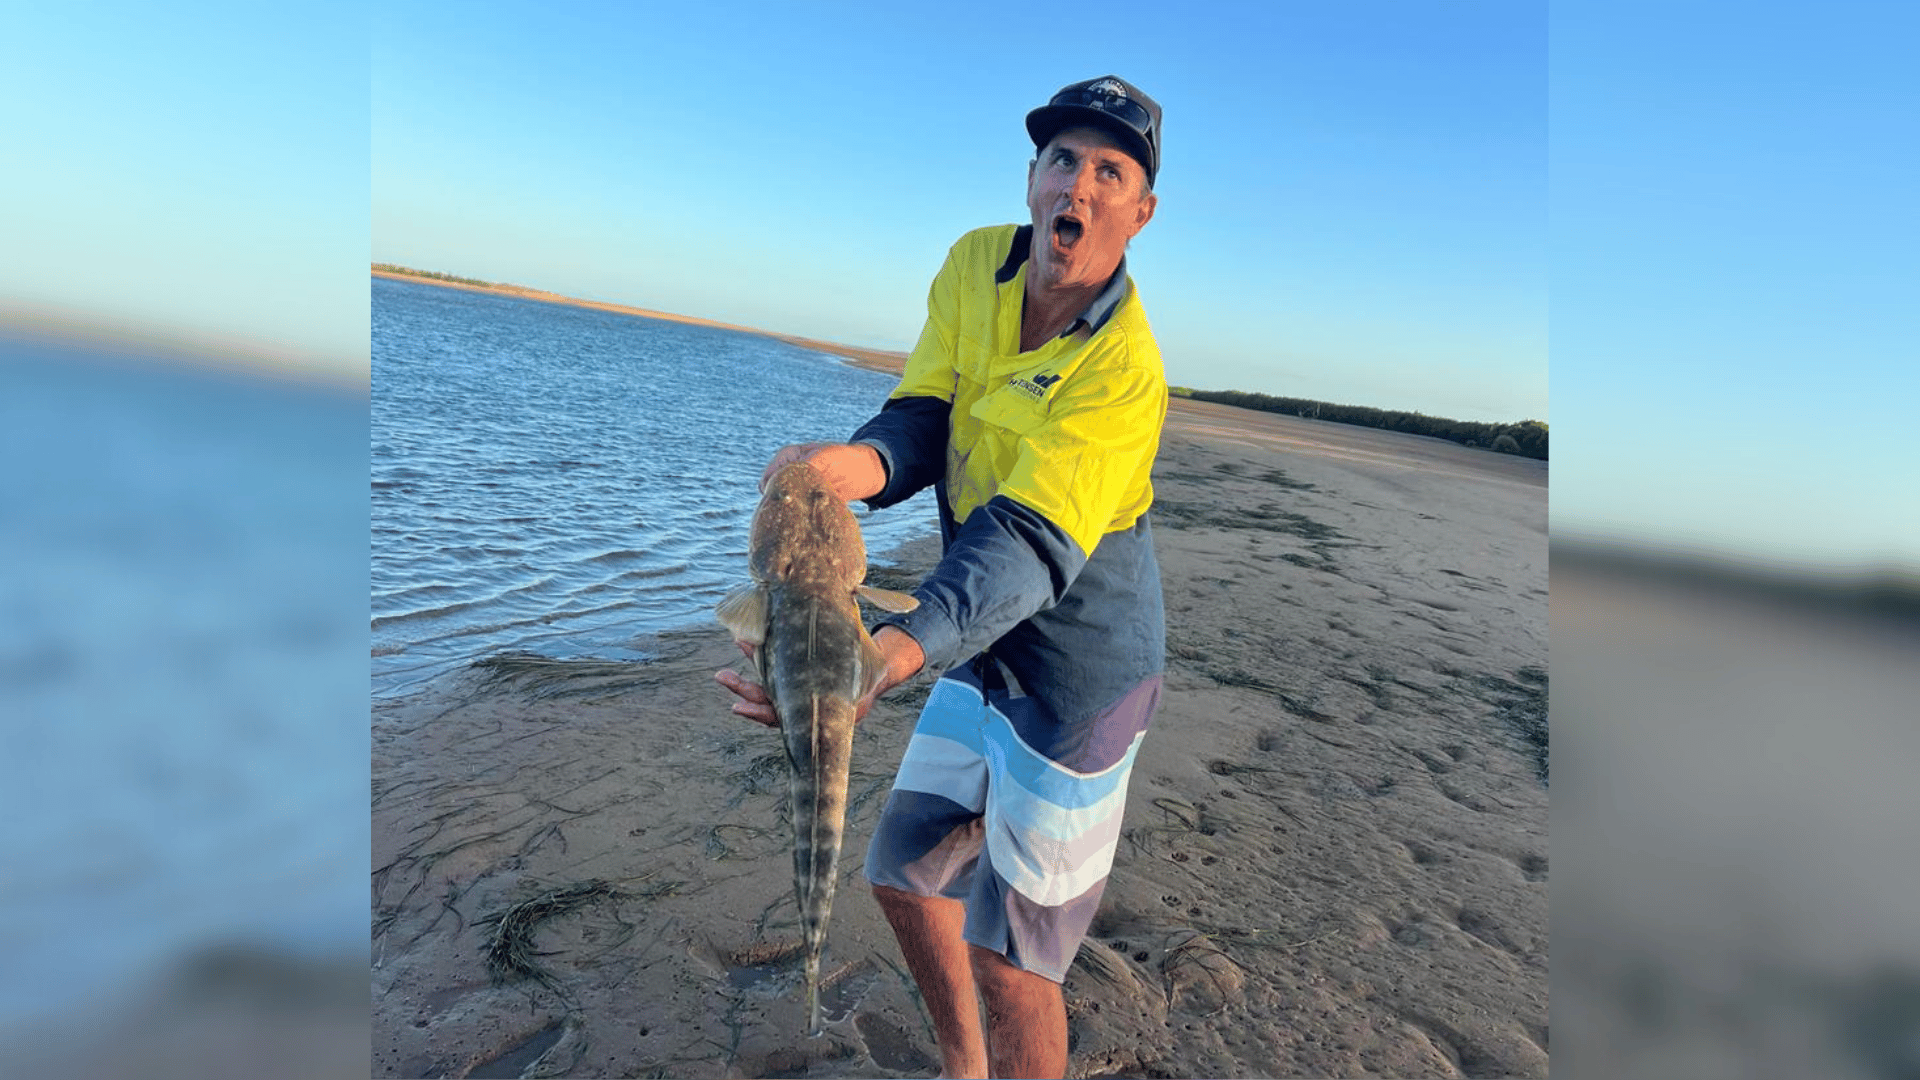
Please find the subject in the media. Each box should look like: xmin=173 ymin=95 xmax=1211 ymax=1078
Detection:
xmin=372 ymin=392 xmax=1547 ymax=1077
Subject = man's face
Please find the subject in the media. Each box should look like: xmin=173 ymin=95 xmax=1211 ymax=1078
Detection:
xmin=1026 ymin=125 xmax=1157 ymax=293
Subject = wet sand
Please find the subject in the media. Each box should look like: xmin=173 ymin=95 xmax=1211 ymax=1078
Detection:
xmin=372 ymin=388 xmax=1548 ymax=1077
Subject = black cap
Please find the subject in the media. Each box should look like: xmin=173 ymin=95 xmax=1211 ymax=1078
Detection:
xmin=1025 ymin=75 xmax=1162 ymax=186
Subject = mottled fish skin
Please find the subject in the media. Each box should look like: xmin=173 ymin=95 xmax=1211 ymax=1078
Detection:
xmin=716 ymin=463 xmax=913 ymax=1036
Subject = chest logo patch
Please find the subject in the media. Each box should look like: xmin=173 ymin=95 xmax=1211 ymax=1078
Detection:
xmin=1008 ymin=372 xmax=1062 ymax=401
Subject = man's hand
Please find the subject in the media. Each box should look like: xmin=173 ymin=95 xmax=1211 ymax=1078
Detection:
xmin=715 ymin=641 xmax=777 ymax=726
xmin=855 ymin=625 xmax=926 ymax=721
xmin=761 ymin=442 xmax=887 ymax=503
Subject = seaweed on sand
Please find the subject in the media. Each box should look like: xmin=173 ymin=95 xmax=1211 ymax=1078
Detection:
xmin=477 ymin=873 xmax=685 ymax=989
xmin=478 ymin=880 xmax=618 ymax=987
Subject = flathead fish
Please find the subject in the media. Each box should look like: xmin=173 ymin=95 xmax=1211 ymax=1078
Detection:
xmin=716 ymin=462 xmax=917 ymax=1036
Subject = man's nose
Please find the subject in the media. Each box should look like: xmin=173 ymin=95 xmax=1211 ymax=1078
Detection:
xmin=1066 ymin=163 xmax=1096 ymax=201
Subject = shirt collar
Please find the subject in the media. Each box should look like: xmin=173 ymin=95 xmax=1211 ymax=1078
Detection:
xmin=995 ymin=224 xmax=1132 ymax=339
xmin=1064 ymin=256 xmax=1130 ymax=338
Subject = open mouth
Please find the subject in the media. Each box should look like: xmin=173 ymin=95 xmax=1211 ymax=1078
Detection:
xmin=1052 ymin=214 xmax=1084 ymax=249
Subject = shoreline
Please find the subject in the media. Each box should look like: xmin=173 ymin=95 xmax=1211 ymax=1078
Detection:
xmin=371 ymin=269 xmax=908 ymax=376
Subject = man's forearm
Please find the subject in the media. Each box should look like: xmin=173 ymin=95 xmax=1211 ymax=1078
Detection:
xmin=873 ymin=495 xmax=1087 ymax=674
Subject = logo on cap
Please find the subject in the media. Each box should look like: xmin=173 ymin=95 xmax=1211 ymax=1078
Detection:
xmin=1087 ymin=78 xmax=1128 ymax=104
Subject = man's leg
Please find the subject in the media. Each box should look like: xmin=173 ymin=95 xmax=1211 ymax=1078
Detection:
xmin=954 ymin=677 xmax=1160 ymax=1078
xmin=873 ymin=884 xmax=988 ymax=1079
xmin=970 ymin=944 xmax=1067 ymax=1079
xmin=863 ymin=669 xmax=1003 ymax=1076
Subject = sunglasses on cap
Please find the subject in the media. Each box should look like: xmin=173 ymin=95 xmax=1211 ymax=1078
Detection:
xmin=1049 ymin=86 xmax=1155 ymax=133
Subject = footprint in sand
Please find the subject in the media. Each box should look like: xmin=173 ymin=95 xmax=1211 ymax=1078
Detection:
xmin=465 ymin=1015 xmax=581 ymax=1079
xmin=1403 ymin=839 xmax=1443 ymax=866
xmin=819 ymin=959 xmax=880 ymax=1023
xmin=1455 ymin=907 xmax=1524 ymax=958
xmin=710 ymin=939 xmax=805 ymax=997
xmin=855 ymin=1013 xmax=936 ymax=1074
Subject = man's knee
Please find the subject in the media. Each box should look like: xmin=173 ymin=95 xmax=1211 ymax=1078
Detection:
xmin=872 ymin=882 xmax=916 ymax=909
xmin=966 ymin=943 xmax=1007 ymax=985
xmin=967 ymin=943 xmax=1060 ymax=995
xmin=872 ymin=882 xmax=960 ymax=923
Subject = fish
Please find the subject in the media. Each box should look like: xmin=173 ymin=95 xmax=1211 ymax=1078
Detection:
xmin=715 ymin=462 xmax=918 ymax=1036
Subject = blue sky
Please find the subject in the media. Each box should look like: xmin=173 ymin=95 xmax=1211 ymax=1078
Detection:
xmin=373 ymin=1 xmax=1547 ymax=426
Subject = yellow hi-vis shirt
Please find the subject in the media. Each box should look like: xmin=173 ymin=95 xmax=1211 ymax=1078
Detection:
xmin=891 ymin=224 xmax=1167 ymax=557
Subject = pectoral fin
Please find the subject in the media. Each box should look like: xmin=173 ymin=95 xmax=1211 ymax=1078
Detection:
xmin=855 ymin=586 xmax=920 ymax=614
xmin=715 ymin=584 xmax=769 ymax=645
xmin=854 ymin=631 xmax=888 ymax=701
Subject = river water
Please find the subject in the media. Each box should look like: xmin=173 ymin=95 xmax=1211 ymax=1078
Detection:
xmin=371 ymin=275 xmax=932 ymax=698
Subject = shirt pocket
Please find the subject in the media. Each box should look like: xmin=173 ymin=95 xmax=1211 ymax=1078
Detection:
xmin=954 ymin=329 xmax=996 ymax=385
xmin=968 ymin=386 xmax=1050 ymax=435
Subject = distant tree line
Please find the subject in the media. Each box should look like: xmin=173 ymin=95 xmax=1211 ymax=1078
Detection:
xmin=373 ymin=263 xmax=494 ymax=288
xmin=1169 ymin=386 xmax=1547 ymax=460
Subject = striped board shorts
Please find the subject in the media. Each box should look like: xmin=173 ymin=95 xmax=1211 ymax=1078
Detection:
xmin=864 ymin=656 xmax=1161 ymax=982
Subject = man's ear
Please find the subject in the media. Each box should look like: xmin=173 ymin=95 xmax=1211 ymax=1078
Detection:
xmin=1132 ymin=190 xmax=1158 ymax=235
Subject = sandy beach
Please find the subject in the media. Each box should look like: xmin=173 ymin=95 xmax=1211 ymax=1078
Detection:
xmin=371 ymin=333 xmax=1548 ymax=1077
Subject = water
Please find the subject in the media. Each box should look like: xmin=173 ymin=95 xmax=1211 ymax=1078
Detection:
xmin=371 ymin=276 xmax=932 ymax=698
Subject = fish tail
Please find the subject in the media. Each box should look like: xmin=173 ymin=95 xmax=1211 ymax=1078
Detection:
xmin=806 ymin=952 xmax=822 ymax=1037
xmin=787 ymin=694 xmax=856 ymax=1035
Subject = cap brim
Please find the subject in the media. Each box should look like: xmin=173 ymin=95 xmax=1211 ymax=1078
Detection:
xmin=1025 ymin=105 xmax=1155 ymax=182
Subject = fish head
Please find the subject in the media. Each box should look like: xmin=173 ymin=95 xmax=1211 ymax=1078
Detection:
xmin=748 ymin=463 xmax=868 ymax=586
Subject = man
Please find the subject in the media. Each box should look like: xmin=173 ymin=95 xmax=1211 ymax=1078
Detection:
xmin=717 ymin=75 xmax=1167 ymax=1080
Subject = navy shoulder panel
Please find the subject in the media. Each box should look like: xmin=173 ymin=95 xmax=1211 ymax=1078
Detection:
xmin=995 ymin=225 xmax=1034 ymax=284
